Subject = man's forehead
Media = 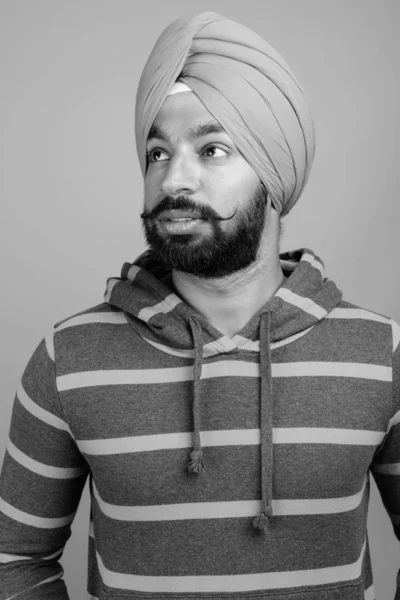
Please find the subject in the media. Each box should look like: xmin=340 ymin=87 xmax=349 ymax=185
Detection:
xmin=147 ymin=91 xmax=229 ymax=143
xmin=147 ymin=120 xmax=228 ymax=144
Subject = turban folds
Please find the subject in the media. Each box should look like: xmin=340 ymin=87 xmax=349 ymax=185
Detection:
xmin=135 ymin=12 xmax=315 ymax=216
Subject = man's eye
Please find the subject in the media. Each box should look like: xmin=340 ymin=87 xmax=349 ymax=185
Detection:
xmin=202 ymin=145 xmax=227 ymax=158
xmin=148 ymin=149 xmax=169 ymax=162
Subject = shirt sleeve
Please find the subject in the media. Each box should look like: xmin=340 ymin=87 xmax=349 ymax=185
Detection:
xmin=370 ymin=319 xmax=400 ymax=599
xmin=0 ymin=334 xmax=89 ymax=599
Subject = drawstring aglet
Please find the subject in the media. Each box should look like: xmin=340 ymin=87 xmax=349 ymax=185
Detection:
xmin=188 ymin=450 xmax=205 ymax=474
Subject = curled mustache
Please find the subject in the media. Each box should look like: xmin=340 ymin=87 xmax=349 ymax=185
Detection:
xmin=140 ymin=196 xmax=237 ymax=221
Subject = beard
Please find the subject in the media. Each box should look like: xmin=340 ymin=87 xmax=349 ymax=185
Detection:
xmin=141 ymin=183 xmax=269 ymax=279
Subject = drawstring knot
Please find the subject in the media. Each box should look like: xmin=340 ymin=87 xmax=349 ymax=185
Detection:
xmin=188 ymin=449 xmax=205 ymax=474
xmin=253 ymin=504 xmax=273 ymax=532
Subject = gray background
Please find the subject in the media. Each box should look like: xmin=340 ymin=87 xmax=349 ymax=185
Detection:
xmin=1 ymin=1 xmax=399 ymax=598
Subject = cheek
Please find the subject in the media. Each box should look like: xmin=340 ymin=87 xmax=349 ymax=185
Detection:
xmin=214 ymin=160 xmax=259 ymax=197
xmin=216 ymin=174 xmax=257 ymax=208
xmin=143 ymin=173 xmax=160 ymax=207
xmin=205 ymin=169 xmax=240 ymax=197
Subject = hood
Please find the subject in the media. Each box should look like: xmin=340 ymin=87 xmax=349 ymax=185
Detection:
xmin=104 ymin=248 xmax=342 ymax=532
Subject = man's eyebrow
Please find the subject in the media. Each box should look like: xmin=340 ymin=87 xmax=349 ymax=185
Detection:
xmin=147 ymin=124 xmax=170 ymax=143
xmin=147 ymin=121 xmax=227 ymax=144
xmin=186 ymin=122 xmax=227 ymax=141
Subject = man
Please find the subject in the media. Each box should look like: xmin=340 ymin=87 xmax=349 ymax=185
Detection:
xmin=0 ymin=11 xmax=399 ymax=600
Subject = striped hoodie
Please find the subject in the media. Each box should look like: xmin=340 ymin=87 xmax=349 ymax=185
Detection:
xmin=1 ymin=247 xmax=400 ymax=600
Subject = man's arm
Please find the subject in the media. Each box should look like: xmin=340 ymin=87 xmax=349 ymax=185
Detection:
xmin=0 ymin=335 xmax=89 ymax=599
xmin=371 ymin=320 xmax=400 ymax=599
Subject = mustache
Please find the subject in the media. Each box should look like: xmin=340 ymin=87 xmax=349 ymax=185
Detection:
xmin=140 ymin=196 xmax=237 ymax=221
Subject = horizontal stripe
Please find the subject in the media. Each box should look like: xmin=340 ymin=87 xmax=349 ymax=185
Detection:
xmin=126 ymin=264 xmax=140 ymax=282
xmin=58 ymin=366 xmax=193 ymax=390
xmin=44 ymin=333 xmax=55 ymax=361
xmin=0 ymin=552 xmax=31 ymax=564
xmin=302 ymin=252 xmax=324 ymax=274
xmin=364 ymin=584 xmax=375 ymax=600
xmin=6 ymin=440 xmax=86 ymax=479
xmin=0 ymin=496 xmax=74 ymax=529
xmin=104 ymin=278 xmax=119 ymax=303
xmin=327 ymin=308 xmax=390 ymax=325
xmin=0 ymin=548 xmax=62 ymax=563
xmin=78 ymin=427 xmax=383 ymax=456
xmin=386 ymin=408 xmax=400 ymax=432
xmin=275 ymin=288 xmax=327 ymax=319
xmin=88 ymin=596 xmax=99 ymax=600
xmin=17 ymin=385 xmax=71 ymax=433
xmin=274 ymin=427 xmax=384 ymax=445
xmin=79 ymin=429 xmax=259 ymax=455
xmin=93 ymin=479 xmax=366 ymax=521
xmin=5 ymin=573 xmax=64 ymax=600
xmin=274 ymin=479 xmax=367 ymax=516
xmin=138 ymin=294 xmax=182 ymax=322
xmin=96 ymin=539 xmax=366 ymax=593
xmin=57 ymin=360 xmax=391 ymax=391
xmin=393 ymin=320 xmax=400 ymax=352
xmin=55 ymin=311 xmax=127 ymax=332
xmin=372 ymin=462 xmax=400 ymax=475
xmin=272 ymin=362 xmax=391 ymax=380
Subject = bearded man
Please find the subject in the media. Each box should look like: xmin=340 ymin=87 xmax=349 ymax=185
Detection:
xmin=1 ymin=11 xmax=399 ymax=600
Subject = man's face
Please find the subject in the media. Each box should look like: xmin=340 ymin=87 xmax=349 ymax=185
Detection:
xmin=141 ymin=91 xmax=269 ymax=278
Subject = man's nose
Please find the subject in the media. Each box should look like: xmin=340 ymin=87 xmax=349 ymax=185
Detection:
xmin=160 ymin=155 xmax=198 ymax=196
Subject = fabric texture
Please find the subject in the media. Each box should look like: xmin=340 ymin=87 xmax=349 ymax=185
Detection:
xmin=135 ymin=11 xmax=316 ymax=216
xmin=0 ymin=248 xmax=400 ymax=599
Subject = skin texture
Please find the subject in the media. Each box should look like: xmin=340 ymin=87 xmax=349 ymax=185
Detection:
xmin=141 ymin=91 xmax=285 ymax=338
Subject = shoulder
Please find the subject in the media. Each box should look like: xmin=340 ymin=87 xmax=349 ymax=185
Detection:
xmin=53 ymin=302 xmax=125 ymax=330
xmin=329 ymin=298 xmax=391 ymax=323
xmin=43 ymin=303 xmax=130 ymax=363
xmin=328 ymin=299 xmax=399 ymax=353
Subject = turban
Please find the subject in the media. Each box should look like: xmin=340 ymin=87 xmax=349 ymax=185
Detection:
xmin=135 ymin=12 xmax=315 ymax=216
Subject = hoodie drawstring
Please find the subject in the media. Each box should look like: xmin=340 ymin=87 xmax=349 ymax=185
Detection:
xmin=187 ymin=316 xmax=205 ymax=474
xmin=187 ymin=313 xmax=274 ymax=533
xmin=253 ymin=311 xmax=274 ymax=533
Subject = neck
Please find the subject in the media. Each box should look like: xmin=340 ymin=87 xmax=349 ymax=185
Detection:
xmin=171 ymin=216 xmax=285 ymax=338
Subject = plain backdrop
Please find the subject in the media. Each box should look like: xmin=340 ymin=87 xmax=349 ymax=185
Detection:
xmin=1 ymin=1 xmax=399 ymax=598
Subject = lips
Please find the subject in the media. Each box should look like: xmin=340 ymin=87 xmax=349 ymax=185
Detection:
xmin=157 ymin=210 xmax=203 ymax=221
